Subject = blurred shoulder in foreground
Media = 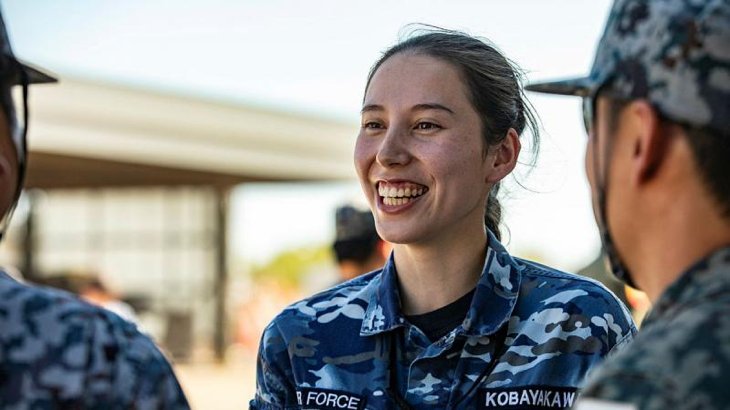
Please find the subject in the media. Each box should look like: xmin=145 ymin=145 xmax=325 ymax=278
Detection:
xmin=0 ymin=271 xmax=190 ymax=409
xmin=0 ymin=4 xmax=189 ymax=408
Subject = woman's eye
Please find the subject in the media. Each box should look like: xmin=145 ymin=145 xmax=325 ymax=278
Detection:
xmin=363 ymin=122 xmax=383 ymax=130
xmin=414 ymin=122 xmax=441 ymax=131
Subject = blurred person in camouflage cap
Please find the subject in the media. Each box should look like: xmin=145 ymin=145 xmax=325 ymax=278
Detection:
xmin=333 ymin=205 xmax=388 ymax=282
xmin=527 ymin=0 xmax=730 ymax=408
xmin=0 ymin=7 xmax=190 ymax=410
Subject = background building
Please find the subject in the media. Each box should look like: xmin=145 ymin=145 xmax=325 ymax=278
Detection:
xmin=2 ymin=77 xmax=355 ymax=362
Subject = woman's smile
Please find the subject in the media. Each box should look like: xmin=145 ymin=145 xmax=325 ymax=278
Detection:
xmin=376 ymin=180 xmax=430 ymax=213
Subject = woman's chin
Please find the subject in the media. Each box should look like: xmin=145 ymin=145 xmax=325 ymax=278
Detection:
xmin=377 ymin=225 xmax=428 ymax=246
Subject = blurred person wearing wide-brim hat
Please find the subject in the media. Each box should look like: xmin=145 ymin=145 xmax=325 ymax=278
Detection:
xmin=0 ymin=7 xmax=190 ymax=409
xmin=528 ymin=0 xmax=730 ymax=408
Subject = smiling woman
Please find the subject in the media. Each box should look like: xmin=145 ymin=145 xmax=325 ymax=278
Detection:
xmin=250 ymin=28 xmax=637 ymax=410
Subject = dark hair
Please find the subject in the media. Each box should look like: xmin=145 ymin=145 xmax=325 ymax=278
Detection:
xmin=607 ymin=99 xmax=730 ymax=218
xmin=365 ymin=27 xmax=540 ymax=241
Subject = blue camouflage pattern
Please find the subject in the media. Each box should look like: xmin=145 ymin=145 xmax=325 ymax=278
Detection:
xmin=0 ymin=271 xmax=191 ymax=410
xmin=250 ymin=231 xmax=636 ymax=409
xmin=526 ymin=0 xmax=730 ymax=136
xmin=577 ymin=246 xmax=730 ymax=409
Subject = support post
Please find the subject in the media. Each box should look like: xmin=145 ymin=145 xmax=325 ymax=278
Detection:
xmin=21 ymin=192 xmax=37 ymax=282
xmin=213 ymin=186 xmax=230 ymax=362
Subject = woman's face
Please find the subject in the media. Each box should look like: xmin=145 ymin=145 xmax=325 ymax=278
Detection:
xmin=355 ymin=53 xmax=493 ymax=245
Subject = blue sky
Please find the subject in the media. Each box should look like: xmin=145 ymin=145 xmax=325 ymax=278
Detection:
xmin=5 ymin=0 xmax=614 ymax=271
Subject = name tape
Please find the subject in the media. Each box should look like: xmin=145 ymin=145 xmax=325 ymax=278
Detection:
xmin=295 ymin=388 xmax=366 ymax=410
xmin=479 ymin=386 xmax=578 ymax=409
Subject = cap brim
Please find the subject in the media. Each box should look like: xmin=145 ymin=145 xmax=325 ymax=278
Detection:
xmin=19 ymin=60 xmax=58 ymax=84
xmin=525 ymin=76 xmax=595 ymax=98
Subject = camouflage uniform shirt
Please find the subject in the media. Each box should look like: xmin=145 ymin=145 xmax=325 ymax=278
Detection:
xmin=251 ymin=232 xmax=636 ymax=409
xmin=579 ymin=246 xmax=730 ymax=409
xmin=0 ymin=271 xmax=191 ymax=410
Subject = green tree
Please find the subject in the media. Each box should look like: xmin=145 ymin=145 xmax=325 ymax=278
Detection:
xmin=250 ymin=244 xmax=333 ymax=287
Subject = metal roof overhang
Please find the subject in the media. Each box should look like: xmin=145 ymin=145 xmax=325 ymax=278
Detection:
xmin=23 ymin=78 xmax=357 ymax=189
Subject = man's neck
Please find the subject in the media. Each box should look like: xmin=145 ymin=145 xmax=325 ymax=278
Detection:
xmin=632 ymin=190 xmax=730 ymax=303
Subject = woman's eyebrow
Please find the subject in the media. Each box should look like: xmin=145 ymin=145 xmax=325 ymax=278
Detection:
xmin=361 ymin=104 xmax=383 ymax=115
xmin=412 ymin=103 xmax=455 ymax=114
xmin=361 ymin=103 xmax=455 ymax=115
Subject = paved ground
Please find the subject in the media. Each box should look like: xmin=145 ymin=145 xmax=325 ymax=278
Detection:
xmin=175 ymin=358 xmax=258 ymax=410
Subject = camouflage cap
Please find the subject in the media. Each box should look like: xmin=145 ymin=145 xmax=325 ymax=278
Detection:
xmin=526 ymin=0 xmax=729 ymax=135
xmin=0 ymin=9 xmax=56 ymax=84
xmin=335 ymin=205 xmax=377 ymax=242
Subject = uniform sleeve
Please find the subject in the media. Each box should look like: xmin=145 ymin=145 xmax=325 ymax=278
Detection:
xmin=606 ymin=321 xmax=636 ymax=357
xmin=119 ymin=332 xmax=191 ymax=409
xmin=84 ymin=309 xmax=191 ymax=410
xmin=578 ymin=370 xmax=677 ymax=410
xmin=588 ymin=282 xmax=638 ymax=357
xmin=579 ymin=288 xmax=638 ymax=392
xmin=249 ymin=322 xmax=298 ymax=410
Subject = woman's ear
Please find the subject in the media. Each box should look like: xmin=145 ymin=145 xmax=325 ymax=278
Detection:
xmin=486 ymin=128 xmax=521 ymax=183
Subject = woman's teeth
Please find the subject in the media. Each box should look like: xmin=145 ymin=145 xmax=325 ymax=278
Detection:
xmin=378 ymin=183 xmax=427 ymax=206
xmin=384 ymin=197 xmax=411 ymax=206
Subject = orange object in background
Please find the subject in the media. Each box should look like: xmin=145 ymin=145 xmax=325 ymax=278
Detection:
xmin=625 ymin=285 xmax=652 ymax=326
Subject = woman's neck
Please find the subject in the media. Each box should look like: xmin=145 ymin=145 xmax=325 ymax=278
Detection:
xmin=394 ymin=225 xmax=488 ymax=315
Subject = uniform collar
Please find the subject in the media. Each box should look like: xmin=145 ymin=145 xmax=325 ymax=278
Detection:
xmin=645 ymin=246 xmax=730 ymax=323
xmin=360 ymin=230 xmax=522 ymax=337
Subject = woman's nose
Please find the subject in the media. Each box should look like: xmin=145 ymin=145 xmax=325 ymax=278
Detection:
xmin=376 ymin=126 xmax=411 ymax=168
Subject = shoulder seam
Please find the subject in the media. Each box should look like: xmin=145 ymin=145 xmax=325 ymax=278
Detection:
xmin=606 ymin=326 xmax=637 ymax=355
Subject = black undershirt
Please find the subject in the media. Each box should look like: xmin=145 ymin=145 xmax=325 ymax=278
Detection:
xmin=405 ymin=288 xmax=476 ymax=343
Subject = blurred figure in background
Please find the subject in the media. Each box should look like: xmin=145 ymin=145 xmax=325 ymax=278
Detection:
xmin=529 ymin=0 xmax=730 ymax=408
xmin=0 ymin=8 xmax=190 ymax=409
xmin=79 ymin=276 xmax=140 ymax=324
xmin=34 ymin=271 xmax=142 ymax=325
xmin=333 ymin=205 xmax=389 ymax=282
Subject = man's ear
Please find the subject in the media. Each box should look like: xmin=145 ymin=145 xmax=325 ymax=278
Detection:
xmin=626 ymin=100 xmax=671 ymax=184
xmin=486 ymin=128 xmax=521 ymax=183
